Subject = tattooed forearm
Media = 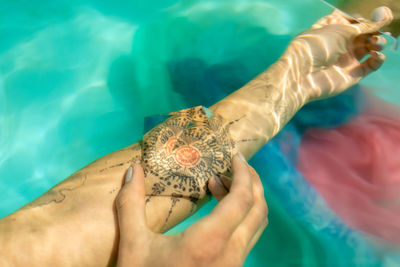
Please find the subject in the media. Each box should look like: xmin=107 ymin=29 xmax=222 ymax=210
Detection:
xmin=23 ymin=173 xmax=88 ymax=208
xmin=23 ymin=143 xmax=143 ymax=210
xmin=141 ymin=106 xmax=243 ymax=224
xmin=20 ymin=105 xmax=237 ymax=226
xmin=20 ymin=106 xmax=244 ymax=229
xmin=209 ymin=61 xmax=307 ymax=158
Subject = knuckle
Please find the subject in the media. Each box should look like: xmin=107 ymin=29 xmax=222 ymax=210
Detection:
xmin=257 ymin=199 xmax=269 ymax=218
xmin=213 ymin=229 xmax=230 ymax=246
xmin=257 ymin=185 xmax=265 ymax=198
xmin=116 ymin=193 xmax=124 ymax=207
xmin=183 ymin=237 xmax=224 ymax=263
xmin=186 ymin=250 xmax=210 ymax=264
xmin=237 ymin=189 xmax=254 ymax=210
xmin=116 ymin=196 xmax=126 ymax=211
xmin=116 ymin=191 xmax=134 ymax=210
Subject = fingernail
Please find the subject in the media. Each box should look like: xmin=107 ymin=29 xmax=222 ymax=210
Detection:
xmin=377 ymin=51 xmax=385 ymax=60
xmin=371 ymin=51 xmax=385 ymax=60
xmin=372 ymin=36 xmax=386 ymax=46
xmin=125 ymin=166 xmax=133 ymax=182
xmin=237 ymin=153 xmax=247 ymax=162
xmin=214 ymin=175 xmax=223 ymax=186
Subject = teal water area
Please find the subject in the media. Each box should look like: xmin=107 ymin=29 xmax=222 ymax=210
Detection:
xmin=1 ymin=0 xmax=400 ymax=266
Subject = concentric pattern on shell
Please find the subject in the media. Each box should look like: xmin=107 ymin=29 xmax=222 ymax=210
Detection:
xmin=142 ymin=106 xmax=234 ymax=204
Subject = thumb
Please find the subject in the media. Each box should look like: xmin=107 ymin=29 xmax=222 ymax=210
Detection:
xmin=116 ymin=165 xmax=148 ymax=239
xmin=352 ymin=6 xmax=393 ymax=34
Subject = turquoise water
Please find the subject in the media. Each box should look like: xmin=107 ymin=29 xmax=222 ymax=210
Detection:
xmin=1 ymin=0 xmax=400 ymax=266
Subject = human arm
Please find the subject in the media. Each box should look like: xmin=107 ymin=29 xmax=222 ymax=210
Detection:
xmin=209 ymin=7 xmax=393 ymax=158
xmin=116 ymin=155 xmax=268 ymax=267
xmin=0 ymin=7 xmax=393 ymax=267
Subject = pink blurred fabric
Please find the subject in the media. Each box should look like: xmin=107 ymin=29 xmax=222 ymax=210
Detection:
xmin=297 ymin=107 xmax=400 ymax=244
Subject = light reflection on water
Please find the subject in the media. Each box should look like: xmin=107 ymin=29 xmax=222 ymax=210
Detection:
xmin=0 ymin=0 xmax=399 ymax=266
xmin=0 ymin=7 xmax=139 ymax=209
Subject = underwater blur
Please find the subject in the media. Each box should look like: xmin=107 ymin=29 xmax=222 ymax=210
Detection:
xmin=1 ymin=0 xmax=400 ymax=266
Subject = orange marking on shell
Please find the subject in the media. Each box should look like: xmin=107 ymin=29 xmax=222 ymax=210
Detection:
xmin=174 ymin=146 xmax=201 ymax=167
xmin=165 ymin=137 xmax=178 ymax=154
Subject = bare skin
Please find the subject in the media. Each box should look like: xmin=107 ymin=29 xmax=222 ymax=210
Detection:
xmin=338 ymin=0 xmax=400 ymax=37
xmin=116 ymin=156 xmax=268 ymax=267
xmin=0 ymin=8 xmax=393 ymax=267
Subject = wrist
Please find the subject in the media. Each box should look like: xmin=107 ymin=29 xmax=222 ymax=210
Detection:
xmin=264 ymin=57 xmax=311 ymax=106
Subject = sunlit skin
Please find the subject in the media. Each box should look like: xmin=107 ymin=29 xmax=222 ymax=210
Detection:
xmin=210 ymin=7 xmax=393 ymax=157
xmin=338 ymin=0 xmax=400 ymax=37
xmin=116 ymin=156 xmax=268 ymax=267
xmin=0 ymin=7 xmax=393 ymax=267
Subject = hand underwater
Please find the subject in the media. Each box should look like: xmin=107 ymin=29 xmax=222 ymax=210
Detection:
xmin=116 ymin=154 xmax=268 ymax=267
xmin=281 ymin=6 xmax=394 ymax=101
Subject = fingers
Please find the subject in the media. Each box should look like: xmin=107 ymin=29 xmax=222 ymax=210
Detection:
xmin=186 ymin=156 xmax=268 ymax=264
xmin=208 ymin=174 xmax=233 ymax=202
xmin=198 ymin=154 xmax=254 ymax=240
xmin=352 ymin=34 xmax=373 ymax=60
xmin=245 ymin=216 xmax=269 ymax=255
xmin=352 ymin=34 xmax=385 ymax=61
xmin=371 ymin=35 xmax=387 ymax=47
xmin=352 ymin=6 xmax=393 ymax=35
xmin=346 ymin=7 xmax=391 ymax=61
xmin=351 ymin=51 xmax=386 ymax=78
xmin=232 ymin=166 xmax=268 ymax=255
xmin=219 ymin=175 xmax=232 ymax=189
xmin=116 ymin=165 xmax=148 ymax=241
xmin=208 ymin=176 xmax=229 ymax=202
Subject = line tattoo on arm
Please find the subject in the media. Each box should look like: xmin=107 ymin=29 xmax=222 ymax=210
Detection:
xmin=141 ymin=106 xmax=249 ymax=224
